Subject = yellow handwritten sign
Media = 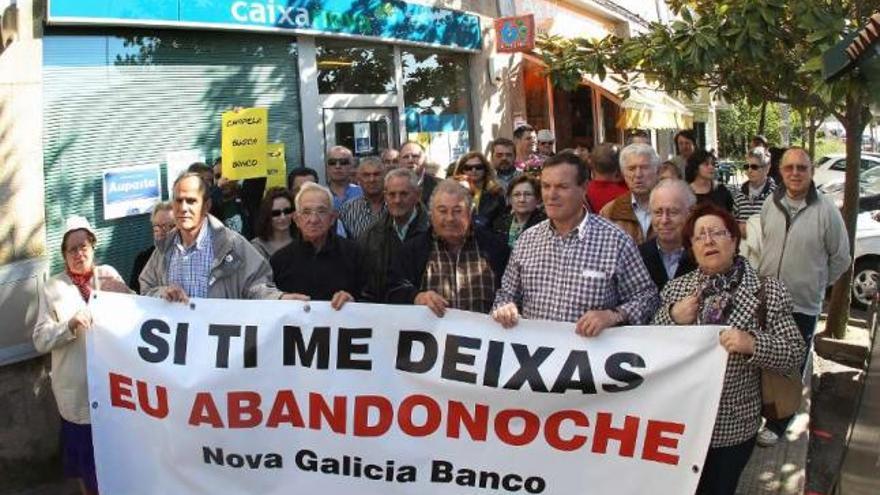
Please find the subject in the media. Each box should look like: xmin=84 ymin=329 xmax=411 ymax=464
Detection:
xmin=221 ymin=107 xmax=268 ymax=180
xmin=265 ymin=143 xmax=287 ymax=192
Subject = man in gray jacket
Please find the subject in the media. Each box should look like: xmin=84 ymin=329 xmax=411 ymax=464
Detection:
xmin=757 ymin=147 xmax=851 ymax=445
xmin=140 ymin=172 xmax=307 ymax=302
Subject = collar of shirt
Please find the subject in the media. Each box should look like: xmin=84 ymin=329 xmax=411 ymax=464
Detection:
xmin=549 ymin=208 xmax=590 ymax=240
xmin=174 ymin=218 xmax=212 ymax=255
xmin=631 ymin=194 xmax=652 ymax=237
xmin=393 ymin=209 xmax=418 ymax=241
xmin=657 ymin=241 xmax=684 ymax=277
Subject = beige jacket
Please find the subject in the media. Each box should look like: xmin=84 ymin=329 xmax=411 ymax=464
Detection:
xmin=139 ymin=215 xmax=283 ymax=300
xmin=33 ymin=265 xmax=124 ymax=424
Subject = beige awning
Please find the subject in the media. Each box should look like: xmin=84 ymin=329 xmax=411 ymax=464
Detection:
xmin=618 ymin=89 xmax=694 ymax=130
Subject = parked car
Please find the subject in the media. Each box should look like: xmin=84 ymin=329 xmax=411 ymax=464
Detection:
xmin=852 ymin=212 xmax=880 ymax=308
xmin=818 ymin=165 xmax=880 ymax=210
xmin=813 ymin=153 xmax=880 ymax=187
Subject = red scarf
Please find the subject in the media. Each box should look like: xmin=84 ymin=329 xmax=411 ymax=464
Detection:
xmin=67 ymin=269 xmax=94 ymax=303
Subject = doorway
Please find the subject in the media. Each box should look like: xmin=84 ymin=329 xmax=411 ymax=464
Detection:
xmin=322 ymin=108 xmax=396 ymax=158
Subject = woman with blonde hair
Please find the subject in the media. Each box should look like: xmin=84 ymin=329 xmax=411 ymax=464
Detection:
xmin=451 ymin=151 xmax=505 ymax=228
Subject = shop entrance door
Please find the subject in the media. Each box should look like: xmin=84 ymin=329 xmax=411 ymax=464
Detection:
xmin=323 ymin=108 xmax=396 ymax=158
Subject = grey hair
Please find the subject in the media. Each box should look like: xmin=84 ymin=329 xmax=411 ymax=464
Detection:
xmin=650 ymin=178 xmax=696 ymax=210
xmin=384 ymin=167 xmax=419 ymax=190
xmin=150 ymin=201 xmax=173 ymax=220
xmin=357 ymin=156 xmax=383 ymax=170
xmin=295 ymin=182 xmax=334 ymax=211
xmin=747 ymin=146 xmax=771 ymax=167
xmin=619 ymin=143 xmax=661 ymax=171
xmin=429 ymin=179 xmax=473 ymax=211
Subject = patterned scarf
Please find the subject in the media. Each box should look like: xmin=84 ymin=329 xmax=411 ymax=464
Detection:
xmin=697 ymin=256 xmax=746 ymax=325
xmin=67 ymin=269 xmax=94 ymax=303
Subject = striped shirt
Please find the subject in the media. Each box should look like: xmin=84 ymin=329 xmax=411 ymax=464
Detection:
xmin=167 ymin=220 xmax=214 ymax=298
xmin=339 ymin=196 xmax=386 ymax=239
xmin=493 ymin=212 xmax=659 ymax=323
xmin=733 ymin=177 xmax=776 ymax=222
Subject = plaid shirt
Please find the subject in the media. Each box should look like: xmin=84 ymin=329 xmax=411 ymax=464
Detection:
xmin=493 ymin=213 xmax=659 ymax=323
xmin=339 ymin=196 xmax=386 ymax=239
xmin=167 ymin=220 xmax=213 ymax=298
xmin=421 ymin=234 xmax=495 ymax=313
xmin=653 ymin=263 xmax=805 ymax=447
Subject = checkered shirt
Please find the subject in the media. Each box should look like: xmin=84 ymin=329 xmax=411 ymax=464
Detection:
xmin=167 ymin=221 xmax=214 ymax=299
xmin=733 ymin=178 xmax=776 ymax=222
xmin=339 ymin=196 xmax=386 ymax=240
xmin=653 ymin=263 xmax=806 ymax=447
xmin=493 ymin=213 xmax=659 ymax=323
xmin=421 ymin=234 xmax=496 ymax=313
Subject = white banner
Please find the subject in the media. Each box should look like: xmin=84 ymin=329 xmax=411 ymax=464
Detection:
xmin=88 ymin=293 xmax=727 ymax=495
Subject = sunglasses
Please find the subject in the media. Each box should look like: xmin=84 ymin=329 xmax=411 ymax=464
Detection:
xmin=782 ymin=164 xmax=811 ymax=173
xmin=461 ymin=164 xmax=485 ymax=172
xmin=742 ymin=164 xmax=765 ymax=171
xmin=271 ymin=207 xmax=294 ymax=217
xmin=327 ymin=158 xmax=352 ymax=166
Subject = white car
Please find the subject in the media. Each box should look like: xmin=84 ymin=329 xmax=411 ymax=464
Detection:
xmin=852 ymin=212 xmax=880 ymax=308
xmin=813 ymin=153 xmax=880 ymax=187
xmin=817 ymin=165 xmax=880 ymax=209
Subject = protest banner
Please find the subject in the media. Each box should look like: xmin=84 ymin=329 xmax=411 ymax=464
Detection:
xmin=265 ymin=143 xmax=287 ymax=191
xmin=101 ymin=165 xmax=161 ymax=220
xmin=221 ymin=107 xmax=268 ymax=180
xmin=88 ymin=293 xmax=727 ymax=494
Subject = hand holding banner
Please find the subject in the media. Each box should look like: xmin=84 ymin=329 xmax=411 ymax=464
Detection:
xmin=221 ymin=107 xmax=268 ymax=180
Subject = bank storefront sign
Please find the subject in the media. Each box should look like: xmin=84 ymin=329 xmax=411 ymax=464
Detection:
xmin=47 ymin=0 xmax=482 ymax=51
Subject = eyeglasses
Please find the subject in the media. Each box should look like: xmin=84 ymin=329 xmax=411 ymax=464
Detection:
xmin=271 ymin=207 xmax=294 ymax=217
xmin=327 ymin=158 xmax=352 ymax=167
xmin=460 ymin=164 xmax=485 ymax=172
xmin=781 ymin=163 xmax=811 ymax=173
xmin=692 ymin=228 xmax=731 ymax=244
xmin=742 ymin=164 xmax=765 ymax=171
xmin=511 ymin=191 xmax=535 ymax=199
xmin=298 ymin=208 xmax=331 ymax=219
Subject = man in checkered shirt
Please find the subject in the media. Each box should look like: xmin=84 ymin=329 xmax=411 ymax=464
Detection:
xmin=492 ymin=152 xmax=659 ymax=335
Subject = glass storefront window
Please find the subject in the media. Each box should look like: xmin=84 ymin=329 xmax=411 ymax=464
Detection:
xmin=316 ymin=40 xmax=395 ymax=94
xmin=523 ymin=58 xmax=551 ymax=132
xmin=401 ymin=48 xmax=470 ymax=169
xmin=554 ymin=85 xmax=595 ymax=150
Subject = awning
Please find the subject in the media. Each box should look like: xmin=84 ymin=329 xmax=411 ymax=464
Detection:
xmin=618 ymin=89 xmax=694 ymax=130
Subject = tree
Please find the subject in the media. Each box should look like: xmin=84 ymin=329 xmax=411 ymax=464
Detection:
xmin=538 ymin=0 xmax=879 ymax=337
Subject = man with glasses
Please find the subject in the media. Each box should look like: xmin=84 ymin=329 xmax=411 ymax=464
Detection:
xmin=129 ymin=202 xmax=175 ymax=292
xmin=733 ymin=147 xmax=776 ymax=228
xmin=756 ymin=147 xmax=850 ymax=447
xmin=489 ymin=137 xmax=520 ymax=192
xmin=399 ymin=141 xmax=438 ymax=205
xmin=326 ymin=145 xmax=362 ymax=211
xmin=638 ymin=179 xmax=697 ymax=292
xmin=271 ymin=182 xmax=367 ymax=309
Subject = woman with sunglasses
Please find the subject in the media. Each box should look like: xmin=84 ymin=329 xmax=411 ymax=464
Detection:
xmin=733 ymin=147 xmax=776 ymax=229
xmin=653 ymin=203 xmax=804 ymax=495
xmin=686 ymin=149 xmax=734 ymax=213
xmin=452 ymin=152 xmax=505 ymax=229
xmin=250 ymin=187 xmax=295 ymax=259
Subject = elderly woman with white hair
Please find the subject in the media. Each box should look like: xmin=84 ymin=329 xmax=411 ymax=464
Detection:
xmin=34 ymin=216 xmax=132 ymax=495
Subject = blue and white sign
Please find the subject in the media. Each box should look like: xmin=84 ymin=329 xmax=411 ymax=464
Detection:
xmin=48 ymin=0 xmax=482 ymax=51
xmin=102 ymin=164 xmax=161 ymax=220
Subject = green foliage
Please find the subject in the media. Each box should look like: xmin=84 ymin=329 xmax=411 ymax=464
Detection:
xmin=716 ymin=101 xmax=804 ymax=158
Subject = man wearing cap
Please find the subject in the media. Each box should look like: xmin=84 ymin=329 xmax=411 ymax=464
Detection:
xmin=140 ymin=172 xmax=307 ymax=302
xmin=536 ymin=129 xmax=555 ymax=159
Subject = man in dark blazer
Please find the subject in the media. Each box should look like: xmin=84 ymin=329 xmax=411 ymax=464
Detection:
xmin=639 ymin=179 xmax=697 ymax=292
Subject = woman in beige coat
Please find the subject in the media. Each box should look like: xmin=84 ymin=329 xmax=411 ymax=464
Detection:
xmin=34 ymin=216 xmax=131 ymax=495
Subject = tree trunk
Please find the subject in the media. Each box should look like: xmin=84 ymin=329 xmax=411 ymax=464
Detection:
xmin=824 ymin=94 xmax=866 ymax=339
xmin=758 ymin=101 xmax=768 ymax=135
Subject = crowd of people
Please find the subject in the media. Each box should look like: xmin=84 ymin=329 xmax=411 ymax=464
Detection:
xmin=35 ymin=124 xmax=851 ymax=495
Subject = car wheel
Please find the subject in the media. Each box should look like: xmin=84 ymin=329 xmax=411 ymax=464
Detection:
xmin=851 ymin=258 xmax=879 ymax=309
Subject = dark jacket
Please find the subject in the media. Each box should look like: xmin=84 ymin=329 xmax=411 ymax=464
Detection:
xmin=420 ymin=174 xmax=439 ymax=206
xmin=492 ymin=209 xmax=547 ymax=244
xmin=358 ymin=207 xmax=430 ymax=302
xmin=473 ymin=189 xmax=506 ymax=230
xmin=270 ymin=231 xmax=368 ymax=301
xmin=695 ymin=183 xmax=735 ymax=213
xmin=129 ymin=245 xmax=155 ymax=293
xmin=638 ymin=240 xmax=697 ymax=292
xmin=386 ymin=226 xmax=510 ymax=304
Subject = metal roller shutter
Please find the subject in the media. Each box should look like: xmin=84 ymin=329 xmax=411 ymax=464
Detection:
xmin=43 ymin=29 xmax=302 ymax=278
